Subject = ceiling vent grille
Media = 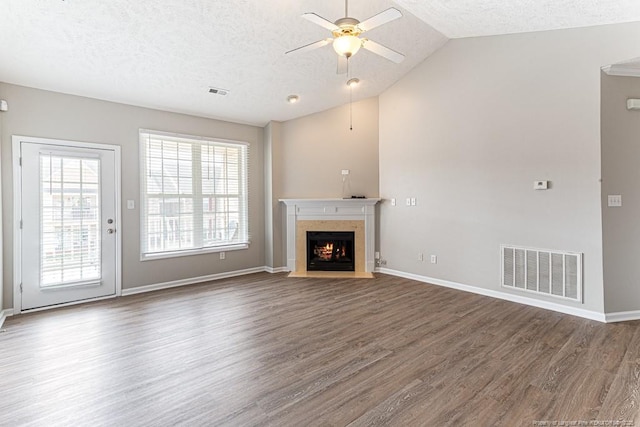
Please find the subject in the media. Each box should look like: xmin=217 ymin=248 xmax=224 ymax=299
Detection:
xmin=501 ymin=245 xmax=582 ymax=302
xmin=208 ymin=87 xmax=229 ymax=96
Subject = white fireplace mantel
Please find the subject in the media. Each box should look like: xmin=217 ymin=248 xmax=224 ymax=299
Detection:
xmin=279 ymin=198 xmax=380 ymax=274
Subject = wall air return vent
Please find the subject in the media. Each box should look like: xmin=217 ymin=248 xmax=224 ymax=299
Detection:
xmin=501 ymin=245 xmax=582 ymax=302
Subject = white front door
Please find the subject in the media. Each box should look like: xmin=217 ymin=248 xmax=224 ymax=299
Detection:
xmin=18 ymin=140 xmax=119 ymax=310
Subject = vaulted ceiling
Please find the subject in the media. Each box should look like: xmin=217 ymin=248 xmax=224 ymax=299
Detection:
xmin=2 ymin=0 xmax=640 ymax=126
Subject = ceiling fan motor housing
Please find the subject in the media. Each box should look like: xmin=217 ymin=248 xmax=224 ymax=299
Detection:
xmin=332 ymin=17 xmax=362 ymax=37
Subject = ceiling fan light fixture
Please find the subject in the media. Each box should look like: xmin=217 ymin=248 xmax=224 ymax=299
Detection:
xmin=287 ymin=95 xmax=299 ymax=104
xmin=346 ymin=78 xmax=360 ymax=87
xmin=333 ymin=35 xmax=362 ymax=58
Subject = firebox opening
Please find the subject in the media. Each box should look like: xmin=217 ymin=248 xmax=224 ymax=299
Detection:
xmin=307 ymin=231 xmax=355 ymax=272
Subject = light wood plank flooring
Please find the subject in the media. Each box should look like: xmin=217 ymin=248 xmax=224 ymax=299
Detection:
xmin=1 ymin=273 xmax=639 ymax=426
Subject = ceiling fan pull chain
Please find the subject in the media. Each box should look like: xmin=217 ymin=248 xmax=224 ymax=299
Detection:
xmin=349 ymin=91 xmax=354 ymax=131
xmin=345 ymin=0 xmax=348 ymax=17
xmin=348 ymin=57 xmax=353 ymax=131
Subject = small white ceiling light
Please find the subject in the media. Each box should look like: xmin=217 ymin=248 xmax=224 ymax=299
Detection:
xmin=287 ymin=95 xmax=299 ymax=104
xmin=346 ymin=78 xmax=360 ymax=88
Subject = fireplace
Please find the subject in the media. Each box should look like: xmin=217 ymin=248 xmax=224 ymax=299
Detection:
xmin=280 ymin=198 xmax=380 ymax=277
xmin=307 ymin=231 xmax=355 ymax=272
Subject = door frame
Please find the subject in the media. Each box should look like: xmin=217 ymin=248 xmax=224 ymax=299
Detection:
xmin=12 ymin=135 xmax=122 ymax=314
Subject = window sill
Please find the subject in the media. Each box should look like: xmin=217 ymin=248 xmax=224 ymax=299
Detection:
xmin=140 ymin=242 xmax=249 ymax=261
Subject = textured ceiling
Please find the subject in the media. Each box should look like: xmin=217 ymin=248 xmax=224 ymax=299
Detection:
xmin=395 ymin=0 xmax=640 ymax=38
xmin=0 ymin=0 xmax=445 ymax=126
xmin=2 ymin=1 xmax=640 ymax=126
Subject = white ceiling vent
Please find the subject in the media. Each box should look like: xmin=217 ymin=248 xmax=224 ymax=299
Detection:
xmin=208 ymin=87 xmax=229 ymax=96
xmin=501 ymin=245 xmax=582 ymax=302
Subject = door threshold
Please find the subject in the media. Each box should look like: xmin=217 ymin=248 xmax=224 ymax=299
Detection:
xmin=18 ymin=293 xmax=118 ymax=315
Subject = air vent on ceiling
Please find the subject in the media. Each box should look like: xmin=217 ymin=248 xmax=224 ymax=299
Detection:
xmin=208 ymin=87 xmax=229 ymax=96
xmin=501 ymin=245 xmax=582 ymax=302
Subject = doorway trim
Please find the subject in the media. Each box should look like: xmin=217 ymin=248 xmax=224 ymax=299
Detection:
xmin=12 ymin=135 xmax=122 ymax=314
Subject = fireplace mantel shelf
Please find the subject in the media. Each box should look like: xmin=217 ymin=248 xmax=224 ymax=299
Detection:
xmin=279 ymin=198 xmax=381 ymax=205
xmin=280 ymin=198 xmax=380 ymax=276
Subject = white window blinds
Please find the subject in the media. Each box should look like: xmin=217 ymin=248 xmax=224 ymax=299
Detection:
xmin=41 ymin=154 xmax=102 ymax=285
xmin=140 ymin=130 xmax=249 ymax=259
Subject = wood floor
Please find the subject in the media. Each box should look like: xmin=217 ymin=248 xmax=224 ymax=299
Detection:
xmin=1 ymin=273 xmax=639 ymax=426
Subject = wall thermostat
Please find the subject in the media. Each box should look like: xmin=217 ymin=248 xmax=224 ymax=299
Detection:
xmin=627 ymin=99 xmax=640 ymax=110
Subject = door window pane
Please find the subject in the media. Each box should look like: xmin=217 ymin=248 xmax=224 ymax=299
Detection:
xmin=40 ymin=154 xmax=101 ymax=286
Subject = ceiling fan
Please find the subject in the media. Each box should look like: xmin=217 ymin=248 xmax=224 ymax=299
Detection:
xmin=286 ymin=0 xmax=405 ymax=74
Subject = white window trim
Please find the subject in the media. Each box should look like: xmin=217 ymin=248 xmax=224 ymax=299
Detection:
xmin=140 ymin=243 xmax=250 ymax=261
xmin=139 ymin=129 xmax=249 ymax=261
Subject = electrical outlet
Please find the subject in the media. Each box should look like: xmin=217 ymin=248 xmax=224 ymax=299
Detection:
xmin=220 ymin=252 xmax=226 ymax=260
xmin=418 ymin=253 xmax=424 ymax=261
xmin=375 ymin=251 xmax=380 ymax=260
xmin=430 ymin=255 xmax=437 ymax=264
xmin=534 ymin=180 xmax=548 ymax=190
xmin=341 ymin=169 xmax=350 ymax=175
xmin=608 ymin=195 xmax=622 ymax=207
xmin=391 ymin=198 xmax=396 ymax=206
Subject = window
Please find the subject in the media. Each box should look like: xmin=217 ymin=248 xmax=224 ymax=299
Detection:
xmin=139 ymin=130 xmax=249 ymax=260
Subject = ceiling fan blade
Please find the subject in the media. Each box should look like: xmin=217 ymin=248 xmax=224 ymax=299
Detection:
xmin=302 ymin=13 xmax=340 ymax=31
xmin=361 ymin=39 xmax=405 ymax=63
xmin=286 ymin=38 xmax=332 ymax=55
xmin=337 ymin=56 xmax=348 ymax=74
xmin=356 ymin=8 xmax=402 ymax=32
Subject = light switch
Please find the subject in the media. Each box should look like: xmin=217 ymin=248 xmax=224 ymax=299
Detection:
xmin=411 ymin=198 xmax=416 ymax=206
xmin=608 ymin=195 xmax=622 ymax=207
xmin=391 ymin=198 xmax=396 ymax=206
xmin=406 ymin=198 xmax=411 ymax=206
xmin=127 ymin=200 xmax=135 ymax=209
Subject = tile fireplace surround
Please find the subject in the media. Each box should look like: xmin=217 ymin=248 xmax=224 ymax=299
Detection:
xmin=280 ymin=198 xmax=380 ymax=278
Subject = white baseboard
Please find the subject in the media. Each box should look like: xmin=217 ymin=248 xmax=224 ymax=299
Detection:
xmin=264 ymin=266 xmax=289 ymax=274
xmin=122 ymin=267 xmax=266 ymax=296
xmin=0 ymin=309 xmax=14 ymax=328
xmin=7 ymin=266 xmax=628 ymax=325
xmin=604 ymin=310 xmax=640 ymax=323
xmin=376 ymin=268 xmax=607 ymax=323
xmin=3 ymin=267 xmax=285 ymax=317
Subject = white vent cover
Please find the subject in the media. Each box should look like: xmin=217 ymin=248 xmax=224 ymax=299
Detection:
xmin=501 ymin=245 xmax=582 ymax=302
xmin=208 ymin=87 xmax=229 ymax=96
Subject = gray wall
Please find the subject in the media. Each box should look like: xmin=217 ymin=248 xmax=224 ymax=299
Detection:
xmin=263 ymin=121 xmax=285 ymax=269
xmin=0 ymin=99 xmax=3 ymax=314
xmin=378 ymin=22 xmax=640 ymax=314
xmin=0 ymin=83 xmax=265 ymax=310
xmin=277 ymin=97 xmax=379 ymax=199
xmin=601 ymin=73 xmax=640 ymax=313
